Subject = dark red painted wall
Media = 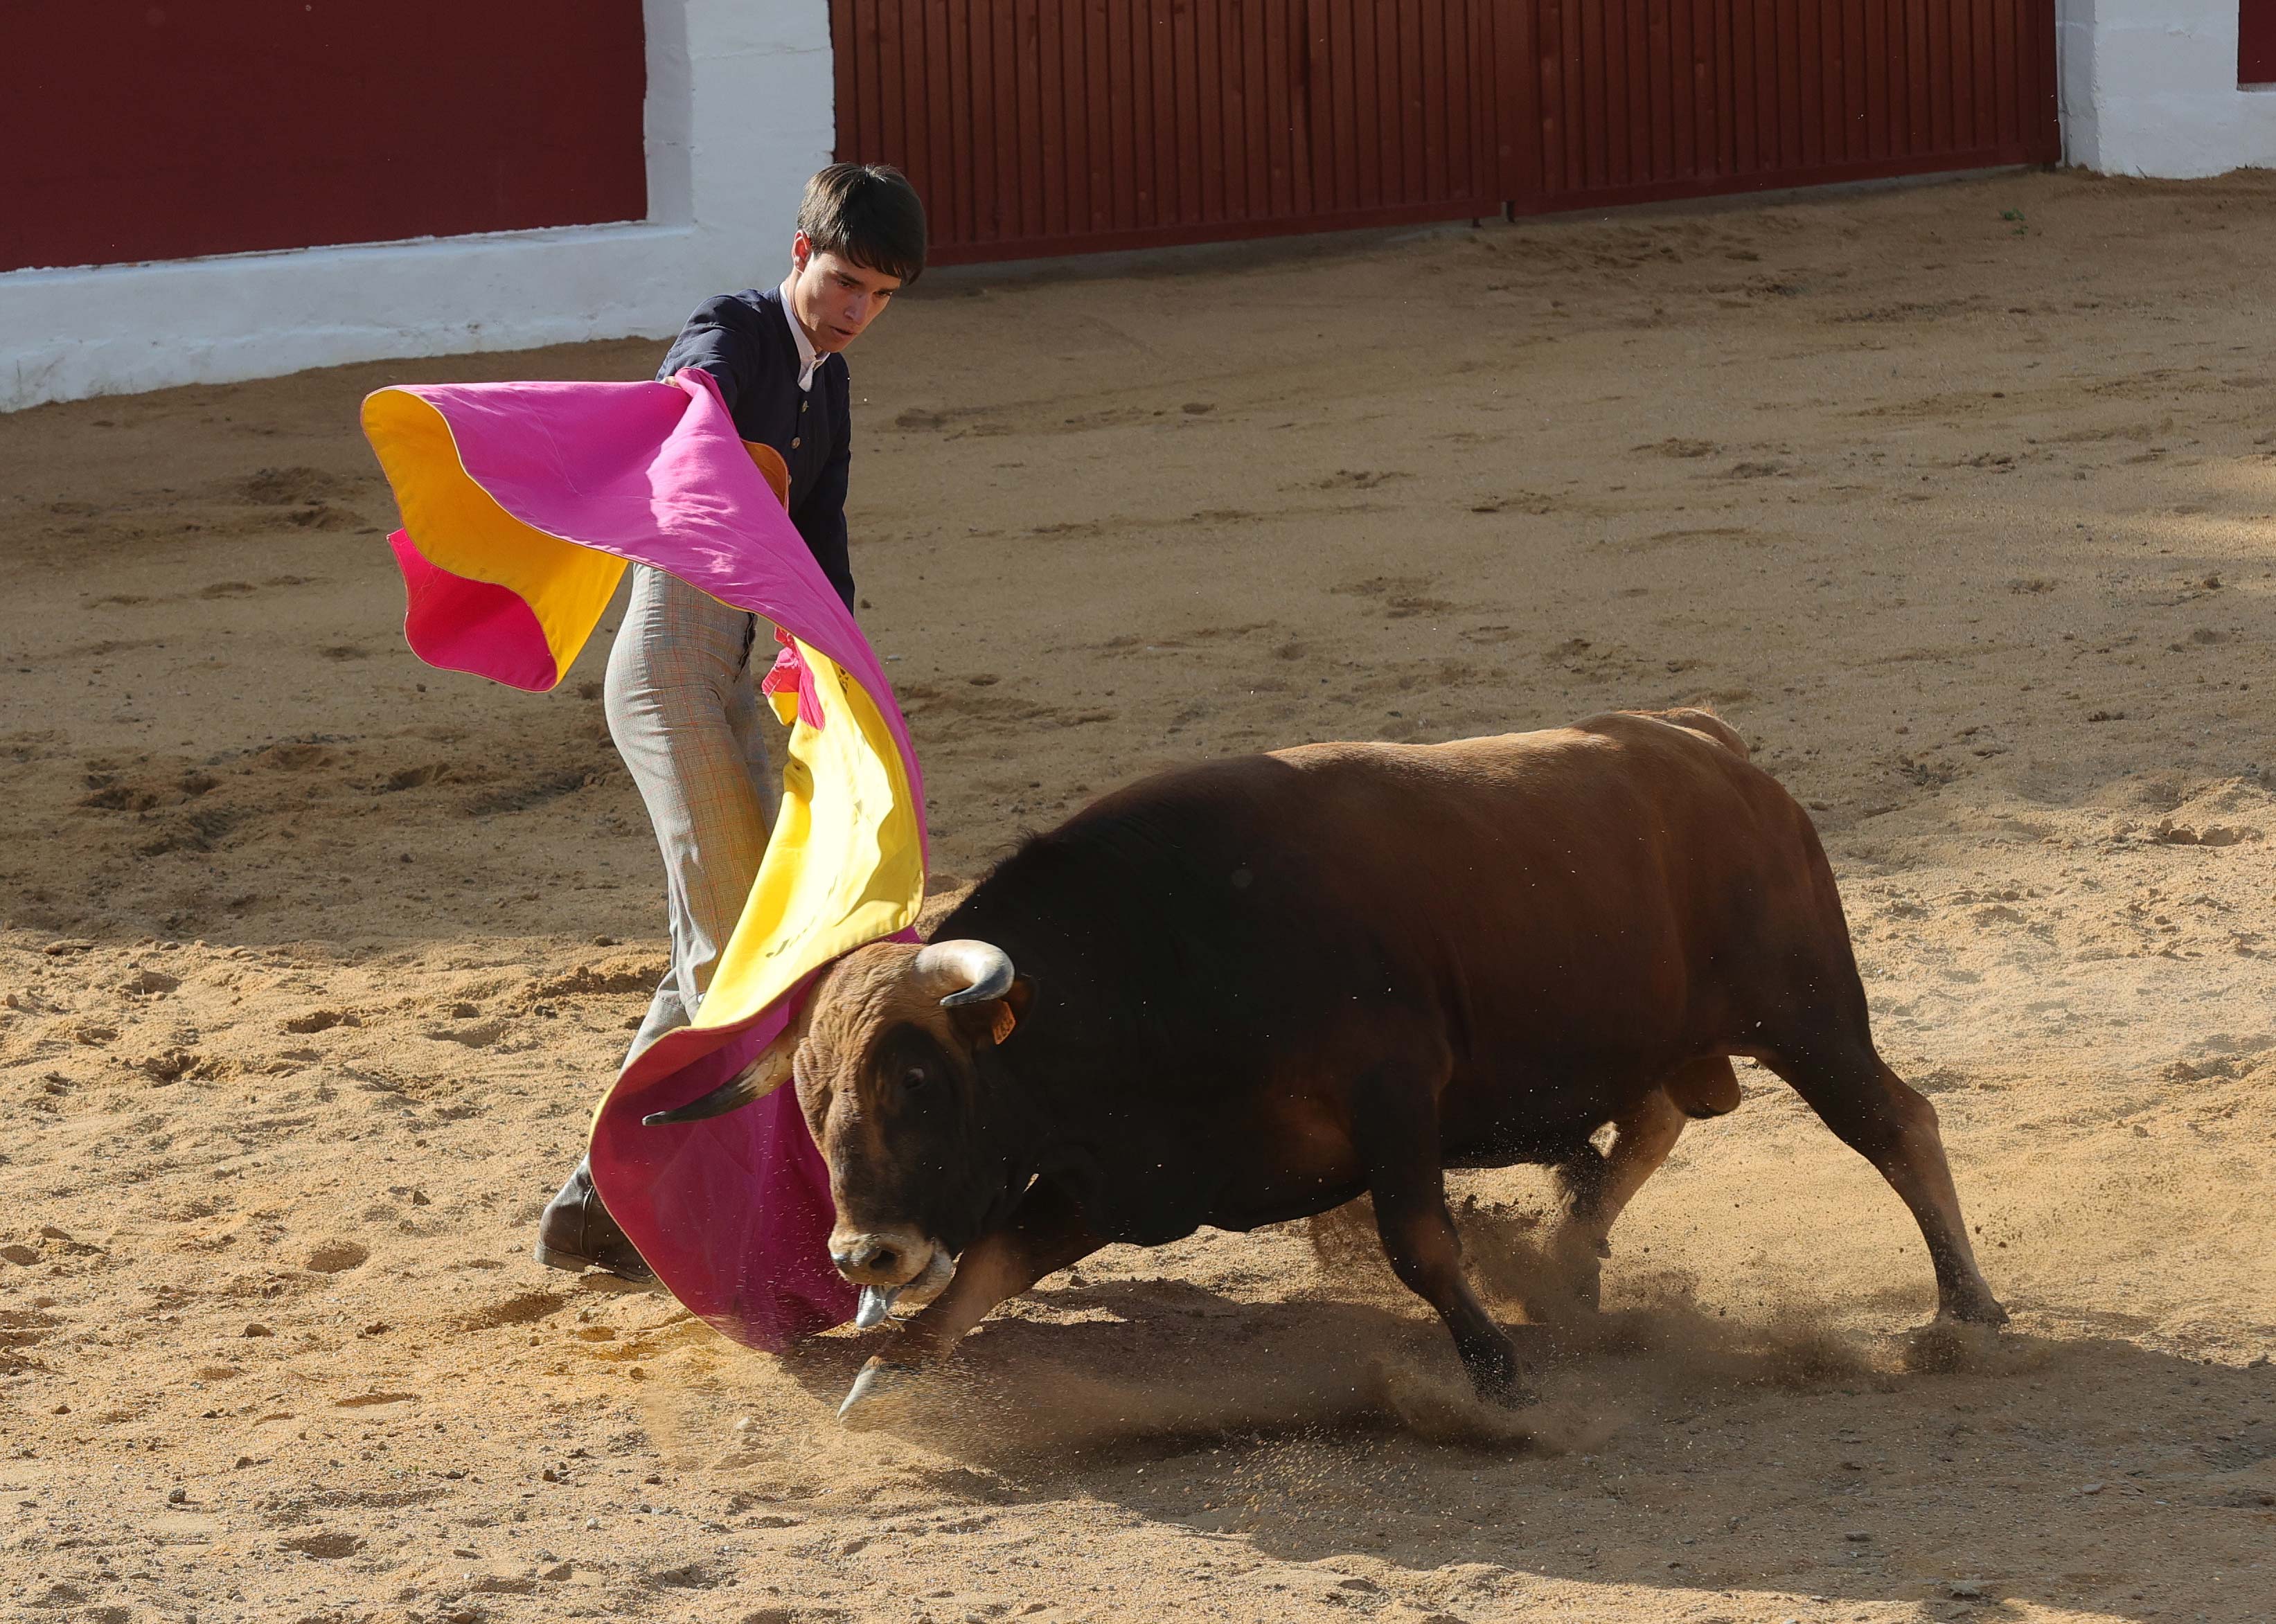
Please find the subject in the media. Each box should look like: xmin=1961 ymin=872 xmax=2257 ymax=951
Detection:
xmin=2243 ymin=0 xmax=2276 ymax=84
xmin=833 ymin=0 xmax=2061 ymax=267
xmin=1 ymin=2 xmax=647 ymax=274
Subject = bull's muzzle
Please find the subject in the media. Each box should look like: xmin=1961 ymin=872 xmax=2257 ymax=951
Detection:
xmin=828 ymin=1224 xmax=935 ymax=1288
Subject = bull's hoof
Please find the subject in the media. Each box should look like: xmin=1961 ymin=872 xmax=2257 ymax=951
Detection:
xmin=1904 ymin=1314 xmax=2004 ymax=1375
xmin=1529 ymin=1225 xmax=1610 ymax=1322
xmin=1461 ymin=1339 xmax=1538 ymax=1409
xmin=1521 ymin=1263 xmax=1601 ymax=1328
xmin=1943 ymin=1292 xmax=2011 ymax=1328
xmin=1472 ymin=1368 xmax=1540 ymax=1410
xmin=837 ymin=1358 xmax=921 ymax=1429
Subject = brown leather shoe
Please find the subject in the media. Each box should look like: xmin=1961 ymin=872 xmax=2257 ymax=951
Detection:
xmin=533 ymin=1159 xmax=655 ymax=1283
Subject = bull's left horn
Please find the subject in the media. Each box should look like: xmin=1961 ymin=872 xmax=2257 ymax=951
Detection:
xmin=641 ymin=1033 xmax=797 ymax=1126
xmin=916 ymin=940 xmax=1015 ymax=1007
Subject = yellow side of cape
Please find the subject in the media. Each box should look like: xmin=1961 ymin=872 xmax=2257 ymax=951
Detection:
xmin=360 ymin=391 xmax=796 ymax=690
xmin=360 ymin=389 xmax=626 ymax=685
xmin=699 ymin=641 xmax=925 ymax=1029
xmin=364 ymin=387 xmax=907 ymax=1033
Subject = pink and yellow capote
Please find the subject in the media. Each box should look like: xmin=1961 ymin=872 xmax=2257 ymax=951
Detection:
xmin=362 ymin=368 xmax=928 ymax=1348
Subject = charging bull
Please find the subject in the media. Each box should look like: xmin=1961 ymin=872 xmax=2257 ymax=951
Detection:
xmin=648 ymin=708 xmax=2007 ymax=1423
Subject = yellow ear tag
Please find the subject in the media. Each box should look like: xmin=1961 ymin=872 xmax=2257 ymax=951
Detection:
xmin=990 ymin=1003 xmax=1018 ymax=1045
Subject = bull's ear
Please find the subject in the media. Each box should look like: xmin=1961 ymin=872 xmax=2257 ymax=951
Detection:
xmin=641 ymin=1029 xmax=799 ymax=1126
xmin=952 ymin=976 xmax=1035 ymax=1049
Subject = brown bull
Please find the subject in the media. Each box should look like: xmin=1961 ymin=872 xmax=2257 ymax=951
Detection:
xmin=650 ymin=708 xmax=2006 ymax=1420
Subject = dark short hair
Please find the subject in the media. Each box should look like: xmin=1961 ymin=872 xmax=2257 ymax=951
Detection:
xmin=799 ymin=163 xmax=927 ymax=285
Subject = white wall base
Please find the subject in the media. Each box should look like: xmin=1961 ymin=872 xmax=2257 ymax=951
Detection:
xmin=2059 ymin=0 xmax=2276 ymax=177
xmin=0 ymin=0 xmax=833 ymax=413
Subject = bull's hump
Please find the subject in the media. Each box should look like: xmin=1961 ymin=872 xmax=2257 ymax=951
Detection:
xmin=1265 ymin=729 xmax=1598 ymax=776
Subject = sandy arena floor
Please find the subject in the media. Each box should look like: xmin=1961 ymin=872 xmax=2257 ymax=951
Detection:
xmin=3 ymin=166 xmax=2275 ymax=1624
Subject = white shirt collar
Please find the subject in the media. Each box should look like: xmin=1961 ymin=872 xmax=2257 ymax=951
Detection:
xmin=778 ymin=277 xmax=820 ymax=391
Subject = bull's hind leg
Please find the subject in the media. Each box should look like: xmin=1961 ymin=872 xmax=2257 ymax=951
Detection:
xmin=1761 ymin=1040 xmax=2007 ymax=1326
xmin=1542 ymin=1063 xmax=1730 ymax=1316
xmin=1354 ymin=1060 xmax=1527 ymax=1402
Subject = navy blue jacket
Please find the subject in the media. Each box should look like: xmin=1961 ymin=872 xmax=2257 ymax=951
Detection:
xmin=655 ymin=287 xmax=855 ymax=609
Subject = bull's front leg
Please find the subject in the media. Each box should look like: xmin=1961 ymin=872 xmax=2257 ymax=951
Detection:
xmin=1352 ymin=1058 xmax=1529 ymax=1404
xmin=837 ymin=1177 xmax=1103 ymax=1427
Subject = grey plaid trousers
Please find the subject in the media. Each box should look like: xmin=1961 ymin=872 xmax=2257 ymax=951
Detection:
xmin=604 ymin=565 xmax=783 ymax=1063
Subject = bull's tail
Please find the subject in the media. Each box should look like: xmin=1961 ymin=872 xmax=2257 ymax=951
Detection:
xmin=1630 ymin=706 xmax=1750 ymax=761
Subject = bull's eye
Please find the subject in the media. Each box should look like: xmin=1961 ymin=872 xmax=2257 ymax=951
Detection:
xmin=901 ymin=1065 xmax=929 ymax=1094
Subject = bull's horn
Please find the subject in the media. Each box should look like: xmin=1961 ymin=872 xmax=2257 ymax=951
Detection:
xmin=641 ymin=1031 xmax=797 ymax=1126
xmin=916 ymin=939 xmax=1015 ymax=1007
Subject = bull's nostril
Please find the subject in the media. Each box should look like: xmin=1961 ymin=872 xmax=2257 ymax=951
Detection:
xmin=830 ymin=1236 xmax=917 ymax=1280
xmin=833 ymin=1242 xmax=896 ymax=1275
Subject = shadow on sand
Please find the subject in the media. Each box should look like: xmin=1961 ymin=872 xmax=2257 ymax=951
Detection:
xmin=762 ymin=1274 xmax=2275 ymax=1623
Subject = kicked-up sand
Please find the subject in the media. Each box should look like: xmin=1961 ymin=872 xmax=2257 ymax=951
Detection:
xmin=2 ymin=165 xmax=2274 ymax=1623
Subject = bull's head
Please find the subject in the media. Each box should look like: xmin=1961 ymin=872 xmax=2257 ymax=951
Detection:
xmin=643 ymin=940 xmax=1033 ymax=1298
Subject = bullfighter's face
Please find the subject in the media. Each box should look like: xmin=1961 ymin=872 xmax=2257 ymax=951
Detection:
xmin=788 ymin=231 xmax=903 ymax=353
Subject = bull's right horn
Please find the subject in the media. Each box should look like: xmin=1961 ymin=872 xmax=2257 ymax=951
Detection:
xmin=915 ymin=939 xmax=1015 ymax=1007
xmin=641 ymin=1030 xmax=797 ymax=1126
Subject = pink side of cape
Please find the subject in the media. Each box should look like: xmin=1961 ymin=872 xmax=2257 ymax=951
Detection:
xmin=384 ymin=370 xmax=927 ymax=1348
xmin=390 ymin=531 xmax=559 ymax=693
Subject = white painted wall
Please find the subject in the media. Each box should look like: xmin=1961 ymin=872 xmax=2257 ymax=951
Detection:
xmin=0 ymin=0 xmax=833 ymax=413
xmin=2059 ymin=0 xmax=2276 ymax=177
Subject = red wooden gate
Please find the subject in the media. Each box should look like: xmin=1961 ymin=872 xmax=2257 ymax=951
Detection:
xmin=832 ymin=0 xmax=1504 ymax=262
xmin=832 ymin=0 xmax=2060 ymax=266
xmin=1497 ymin=0 xmax=2060 ymax=216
